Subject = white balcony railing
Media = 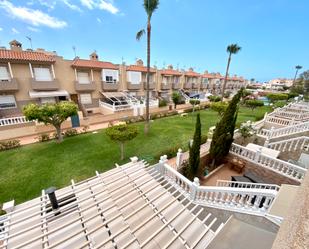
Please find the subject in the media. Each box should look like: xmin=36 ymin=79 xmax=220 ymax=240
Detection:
xmin=0 ymin=116 xmax=30 ymax=126
xmin=229 ymin=143 xmax=307 ymax=181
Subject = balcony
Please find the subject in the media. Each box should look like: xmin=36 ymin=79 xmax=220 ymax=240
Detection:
xmin=143 ymin=82 xmax=155 ymax=90
xmin=75 ymin=81 xmax=96 ymax=92
xmin=0 ymin=78 xmax=19 ymax=92
xmin=200 ymin=83 xmax=208 ymax=89
xmin=127 ymin=82 xmax=141 ymax=90
xmin=184 ymin=82 xmax=192 ymax=89
xmin=102 ymin=81 xmax=119 ymax=91
xmin=31 ymin=78 xmax=59 ymax=91
xmin=172 ymin=83 xmax=180 ymax=89
xmin=161 ymin=83 xmax=170 ymax=90
xmin=192 ymin=83 xmax=200 ymax=89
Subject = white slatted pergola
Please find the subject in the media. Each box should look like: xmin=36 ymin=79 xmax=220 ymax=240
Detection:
xmin=0 ymin=159 xmax=219 ymax=249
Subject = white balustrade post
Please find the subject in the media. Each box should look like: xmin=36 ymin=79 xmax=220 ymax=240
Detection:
xmin=176 ymin=148 xmax=183 ymax=170
xmin=190 ymin=177 xmax=200 ymax=201
xmin=255 ymin=147 xmax=262 ymax=162
xmin=264 ymin=138 xmax=270 ymax=147
xmin=268 ymin=126 xmax=275 ymax=140
xmin=157 ymin=155 xmax=168 ymax=176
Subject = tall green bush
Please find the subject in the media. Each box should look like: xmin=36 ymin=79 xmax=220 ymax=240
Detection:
xmin=187 ymin=114 xmax=201 ymax=180
xmin=209 ymin=88 xmax=243 ymax=167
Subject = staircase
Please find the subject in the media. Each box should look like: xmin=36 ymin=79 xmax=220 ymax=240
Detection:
xmin=179 ymin=89 xmax=191 ymax=103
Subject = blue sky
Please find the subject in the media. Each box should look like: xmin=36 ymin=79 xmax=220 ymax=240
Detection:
xmin=0 ymin=0 xmax=308 ymax=82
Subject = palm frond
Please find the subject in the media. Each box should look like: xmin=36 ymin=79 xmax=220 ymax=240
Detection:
xmin=143 ymin=0 xmax=159 ymax=18
xmin=296 ymin=65 xmax=302 ymax=70
xmin=136 ymin=29 xmax=145 ymax=41
xmin=227 ymin=44 xmax=241 ymax=54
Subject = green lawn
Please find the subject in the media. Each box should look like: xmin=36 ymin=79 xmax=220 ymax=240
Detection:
xmin=0 ymin=106 xmax=270 ymax=204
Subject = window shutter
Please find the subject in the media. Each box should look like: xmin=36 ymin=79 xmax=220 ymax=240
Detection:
xmin=80 ymin=93 xmax=92 ymax=104
xmin=127 ymin=71 xmax=141 ymax=84
xmin=0 ymin=66 xmax=10 ymax=80
xmin=102 ymin=69 xmax=119 ymax=83
xmin=77 ymin=72 xmax=90 ymax=84
xmin=0 ymin=95 xmax=16 ymax=109
xmin=34 ymin=67 xmax=52 ymax=81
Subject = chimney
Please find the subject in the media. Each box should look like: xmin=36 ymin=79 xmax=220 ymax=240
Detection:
xmin=167 ymin=64 xmax=173 ymax=70
xmin=136 ymin=59 xmax=143 ymax=66
xmin=9 ymin=40 xmax=22 ymax=52
xmin=90 ymin=51 xmax=99 ymax=61
xmin=45 ymin=187 xmax=59 ymax=213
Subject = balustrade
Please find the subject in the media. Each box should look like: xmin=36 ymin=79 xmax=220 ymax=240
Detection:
xmin=0 ymin=116 xmax=30 ymax=126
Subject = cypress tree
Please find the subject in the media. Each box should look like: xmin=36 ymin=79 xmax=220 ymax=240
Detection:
xmin=209 ymin=88 xmax=243 ymax=166
xmin=188 ymin=113 xmax=201 ymax=180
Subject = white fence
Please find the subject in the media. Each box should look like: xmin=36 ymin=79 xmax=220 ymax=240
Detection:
xmin=99 ymin=100 xmax=132 ymax=112
xmin=229 ymin=143 xmax=307 ymax=181
xmin=0 ymin=116 xmax=30 ymax=126
xmin=267 ymin=136 xmax=309 ymax=153
xmin=216 ymin=180 xmax=280 ymax=191
xmin=155 ymin=159 xmax=280 ymax=217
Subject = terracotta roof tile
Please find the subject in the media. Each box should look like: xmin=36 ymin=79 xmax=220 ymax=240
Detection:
xmin=72 ymin=59 xmax=118 ymax=69
xmin=0 ymin=49 xmax=55 ymax=62
xmin=126 ymin=65 xmax=156 ymax=73
xmin=160 ymin=69 xmax=182 ymax=76
xmin=185 ymin=71 xmax=200 ymax=77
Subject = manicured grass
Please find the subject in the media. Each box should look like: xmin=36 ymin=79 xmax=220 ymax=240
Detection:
xmin=0 ymin=106 xmax=271 ymax=204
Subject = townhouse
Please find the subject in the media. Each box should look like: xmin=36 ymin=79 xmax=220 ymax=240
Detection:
xmin=0 ymin=40 xmax=247 ymax=118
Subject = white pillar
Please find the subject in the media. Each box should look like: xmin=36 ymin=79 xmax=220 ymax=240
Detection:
xmin=91 ymin=69 xmax=94 ymax=82
xmin=29 ymin=63 xmax=34 ymax=78
xmin=74 ymin=68 xmax=78 ymax=81
xmin=176 ymin=148 xmax=183 ymax=169
xmin=8 ymin=62 xmax=13 ymax=78
xmin=51 ymin=64 xmax=56 ymax=79
xmin=255 ymin=147 xmax=262 ymax=162
xmin=190 ymin=177 xmax=200 ymax=201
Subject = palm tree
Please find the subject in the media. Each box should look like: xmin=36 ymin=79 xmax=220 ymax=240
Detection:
xmin=136 ymin=0 xmax=159 ymax=135
xmin=293 ymin=65 xmax=302 ymax=86
xmin=221 ymin=44 xmax=241 ymax=100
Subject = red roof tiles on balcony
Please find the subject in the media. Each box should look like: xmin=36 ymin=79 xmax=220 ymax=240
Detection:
xmin=72 ymin=58 xmax=118 ymax=69
xmin=0 ymin=49 xmax=55 ymax=62
xmin=160 ymin=69 xmax=182 ymax=76
xmin=126 ymin=65 xmax=156 ymax=73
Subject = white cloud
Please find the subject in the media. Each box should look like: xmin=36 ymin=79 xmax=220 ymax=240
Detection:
xmin=27 ymin=26 xmax=40 ymax=32
xmin=62 ymin=0 xmax=82 ymax=12
xmin=0 ymin=27 xmax=3 ymax=31
xmin=12 ymin=28 xmax=20 ymax=34
xmin=80 ymin=0 xmax=94 ymax=9
xmin=80 ymin=0 xmax=119 ymax=14
xmin=27 ymin=0 xmax=57 ymax=11
xmin=98 ymin=0 xmax=118 ymax=14
xmin=0 ymin=0 xmax=67 ymax=29
xmin=97 ymin=17 xmax=102 ymax=23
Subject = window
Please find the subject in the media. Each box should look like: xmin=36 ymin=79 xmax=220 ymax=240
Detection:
xmin=174 ymin=76 xmax=179 ymax=83
xmin=0 ymin=66 xmax=10 ymax=81
xmin=77 ymin=72 xmax=90 ymax=84
xmin=127 ymin=71 xmax=141 ymax=85
xmin=0 ymin=95 xmax=17 ymax=109
xmin=80 ymin=93 xmax=92 ymax=105
xmin=203 ymin=78 xmax=209 ymax=84
xmin=162 ymin=76 xmax=168 ymax=84
xmin=102 ymin=69 xmax=119 ymax=83
xmin=41 ymin=97 xmax=56 ymax=104
xmin=34 ymin=67 xmax=52 ymax=81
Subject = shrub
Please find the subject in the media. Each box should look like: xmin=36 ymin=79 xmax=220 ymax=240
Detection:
xmin=183 ymin=108 xmax=193 ymax=113
xmin=155 ymin=145 xmax=182 ymax=160
xmin=64 ymin=128 xmax=78 ymax=137
xmin=0 ymin=139 xmax=21 ymax=151
xmin=245 ymin=99 xmax=264 ymax=111
xmin=200 ymin=134 xmax=208 ymax=145
xmin=208 ymin=95 xmax=221 ymax=102
xmin=255 ymin=113 xmax=265 ymax=121
xmin=82 ymin=125 xmax=90 ymax=133
xmin=37 ymin=133 xmax=51 ymax=142
xmin=266 ymin=93 xmax=288 ymax=103
xmin=210 ymin=102 xmax=228 ymax=116
xmin=273 ymin=100 xmax=286 ymax=108
xmin=159 ymin=99 xmax=168 ymax=107
xmin=189 ymin=99 xmax=200 ymax=105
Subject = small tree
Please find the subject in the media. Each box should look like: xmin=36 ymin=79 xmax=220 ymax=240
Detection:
xmin=106 ymin=124 xmax=138 ymax=160
xmin=209 ymin=88 xmax=243 ymax=167
xmin=245 ymin=99 xmax=264 ymax=111
xmin=172 ymin=91 xmax=181 ymax=109
xmin=187 ymin=113 xmax=201 ymax=180
xmin=210 ymin=102 xmax=228 ymax=116
xmin=239 ymin=121 xmax=256 ymax=145
xmin=189 ymin=99 xmax=200 ymax=112
xmin=266 ymin=93 xmax=288 ymax=103
xmin=208 ymin=95 xmax=221 ymax=102
xmin=23 ymin=101 xmax=78 ymax=143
